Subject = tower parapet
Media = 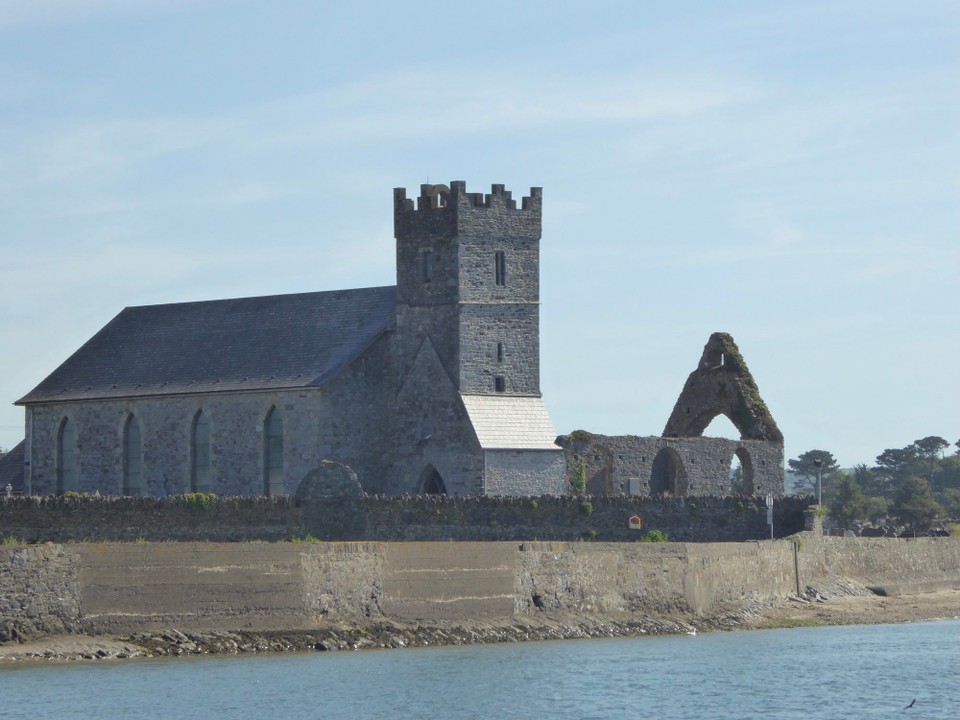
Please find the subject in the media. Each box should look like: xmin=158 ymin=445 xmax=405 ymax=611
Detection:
xmin=393 ymin=182 xmax=542 ymax=239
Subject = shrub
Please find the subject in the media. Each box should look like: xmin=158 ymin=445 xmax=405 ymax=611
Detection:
xmin=178 ymin=492 xmax=217 ymax=512
xmin=570 ymin=457 xmax=587 ymax=495
xmin=641 ymin=530 xmax=669 ymax=543
xmin=291 ymin=534 xmax=320 ymax=544
xmin=579 ymin=501 xmax=593 ymax=515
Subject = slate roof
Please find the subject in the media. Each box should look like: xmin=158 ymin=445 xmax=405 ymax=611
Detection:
xmin=18 ymin=286 xmax=397 ymax=404
xmin=0 ymin=440 xmax=25 ymax=493
xmin=460 ymin=395 xmax=560 ymax=450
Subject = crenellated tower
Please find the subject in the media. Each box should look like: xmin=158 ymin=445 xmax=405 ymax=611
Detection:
xmin=394 ymin=181 xmax=543 ymax=396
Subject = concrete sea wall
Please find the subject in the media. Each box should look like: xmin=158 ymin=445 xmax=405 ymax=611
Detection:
xmin=3 ymin=536 xmax=959 ymax=643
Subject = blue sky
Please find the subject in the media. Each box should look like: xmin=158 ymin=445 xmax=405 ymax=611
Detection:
xmin=1 ymin=0 xmax=957 ymax=468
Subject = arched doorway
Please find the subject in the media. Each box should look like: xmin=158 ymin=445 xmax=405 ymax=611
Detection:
xmin=650 ymin=448 xmax=688 ymax=496
xmin=730 ymin=447 xmax=755 ymax=495
xmin=418 ymin=465 xmax=447 ymax=495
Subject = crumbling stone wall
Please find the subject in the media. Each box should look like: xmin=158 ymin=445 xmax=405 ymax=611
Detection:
xmin=556 ymin=431 xmax=784 ymax=498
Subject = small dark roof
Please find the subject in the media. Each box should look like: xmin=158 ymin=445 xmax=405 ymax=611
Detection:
xmin=18 ymin=286 xmax=397 ymax=404
xmin=0 ymin=440 xmax=25 ymax=492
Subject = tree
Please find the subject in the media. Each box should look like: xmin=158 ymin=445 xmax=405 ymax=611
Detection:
xmin=940 ymin=488 xmax=960 ymax=520
xmin=787 ymin=450 xmax=839 ymax=497
xmin=892 ymin=476 xmax=941 ymax=532
xmin=850 ymin=463 xmax=884 ymax=497
xmin=912 ymin=436 xmax=950 ymax=490
xmin=825 ymin=471 xmax=869 ymax=528
xmin=913 ymin=435 xmax=949 ymax=459
xmin=874 ymin=446 xmax=919 ymax=493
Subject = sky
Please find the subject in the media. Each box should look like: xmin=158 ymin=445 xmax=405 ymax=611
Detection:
xmin=0 ymin=0 xmax=957 ymax=469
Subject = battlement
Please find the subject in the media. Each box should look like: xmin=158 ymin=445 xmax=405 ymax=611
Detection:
xmin=393 ymin=182 xmax=542 ymax=215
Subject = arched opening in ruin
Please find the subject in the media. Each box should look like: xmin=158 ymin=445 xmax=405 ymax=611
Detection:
xmin=418 ymin=465 xmax=447 ymax=495
xmin=702 ymin=413 xmax=741 ymax=440
xmin=729 ymin=447 xmax=755 ymax=495
xmin=650 ymin=448 xmax=688 ymax=496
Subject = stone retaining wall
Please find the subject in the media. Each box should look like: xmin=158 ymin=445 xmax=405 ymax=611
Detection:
xmin=2 ymin=535 xmax=958 ymax=643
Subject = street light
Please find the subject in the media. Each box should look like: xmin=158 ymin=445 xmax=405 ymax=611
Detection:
xmin=814 ymin=459 xmax=823 ymax=507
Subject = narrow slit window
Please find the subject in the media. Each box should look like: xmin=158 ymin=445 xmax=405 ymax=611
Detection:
xmin=495 ymin=376 xmax=506 ymax=393
xmin=122 ymin=414 xmax=143 ymax=496
xmin=264 ymin=407 xmax=284 ymax=497
xmin=421 ymin=250 xmax=433 ymax=283
xmin=191 ymin=410 xmax=210 ymax=493
xmin=495 ymin=251 xmax=506 ymax=286
xmin=497 ymin=342 xmax=504 ymax=362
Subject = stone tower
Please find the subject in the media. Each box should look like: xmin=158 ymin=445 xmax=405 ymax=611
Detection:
xmin=393 ymin=181 xmax=543 ymax=396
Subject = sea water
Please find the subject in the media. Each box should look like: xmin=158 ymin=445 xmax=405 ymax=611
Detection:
xmin=1 ymin=620 xmax=957 ymax=720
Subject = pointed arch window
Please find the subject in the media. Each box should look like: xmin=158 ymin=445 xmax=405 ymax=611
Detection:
xmin=264 ymin=407 xmax=284 ymax=497
xmin=122 ymin=414 xmax=143 ymax=496
xmin=191 ymin=410 xmax=211 ymax=493
xmin=56 ymin=418 xmax=78 ymax=494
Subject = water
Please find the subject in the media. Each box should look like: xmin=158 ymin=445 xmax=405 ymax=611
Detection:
xmin=2 ymin=620 xmax=957 ymax=720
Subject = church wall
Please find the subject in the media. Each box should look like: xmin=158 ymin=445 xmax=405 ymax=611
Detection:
xmin=317 ymin=334 xmax=395 ymax=495
xmin=25 ymin=389 xmax=330 ymax=497
xmin=483 ymin=449 xmax=566 ymax=497
xmin=381 ymin=342 xmax=485 ymax=497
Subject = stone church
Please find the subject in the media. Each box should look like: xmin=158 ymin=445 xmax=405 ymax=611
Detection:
xmin=17 ymin=182 xmax=567 ymax=498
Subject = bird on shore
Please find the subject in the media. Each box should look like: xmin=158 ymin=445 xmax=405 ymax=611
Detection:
xmin=903 ymin=699 xmax=916 ymax=710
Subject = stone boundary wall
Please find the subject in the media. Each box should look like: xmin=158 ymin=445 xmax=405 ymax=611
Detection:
xmin=2 ymin=536 xmax=958 ymax=643
xmin=0 ymin=494 xmax=813 ymax=544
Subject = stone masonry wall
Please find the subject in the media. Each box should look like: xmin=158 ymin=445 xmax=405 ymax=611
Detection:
xmin=0 ymin=494 xmax=812 ymax=544
xmin=26 ymin=390 xmax=328 ymax=498
xmin=483 ymin=449 xmax=567 ymax=497
xmin=0 ymin=543 xmax=82 ymax=642
xmin=558 ymin=431 xmax=784 ymax=498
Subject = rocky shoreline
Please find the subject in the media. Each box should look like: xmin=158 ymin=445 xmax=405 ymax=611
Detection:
xmin=3 ymin=587 xmax=959 ymax=664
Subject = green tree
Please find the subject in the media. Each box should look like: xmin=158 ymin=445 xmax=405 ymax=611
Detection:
xmin=863 ymin=495 xmax=892 ymax=523
xmin=940 ymin=488 xmax=960 ymax=520
xmin=825 ymin=471 xmax=869 ymax=528
xmin=912 ymin=436 xmax=950 ymax=491
xmin=933 ymin=455 xmax=960 ymax=495
xmin=874 ymin=446 xmax=919 ymax=495
xmin=850 ymin=463 xmax=884 ymax=498
xmin=892 ymin=476 xmax=941 ymax=532
xmin=787 ymin=449 xmax=839 ymax=498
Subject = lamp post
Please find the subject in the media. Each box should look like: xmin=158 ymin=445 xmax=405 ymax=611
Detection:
xmin=814 ymin=458 xmax=823 ymax=507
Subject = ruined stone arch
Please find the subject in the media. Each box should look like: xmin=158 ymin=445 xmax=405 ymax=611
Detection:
xmin=418 ymin=464 xmax=447 ymax=495
xmin=650 ymin=447 xmax=688 ymax=496
xmin=663 ymin=333 xmax=782 ymax=442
